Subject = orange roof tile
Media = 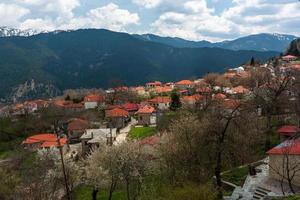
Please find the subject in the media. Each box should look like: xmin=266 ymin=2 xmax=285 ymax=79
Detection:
xmin=136 ymin=105 xmax=155 ymax=114
xmin=214 ymin=93 xmax=226 ymax=100
xmin=22 ymin=134 xmax=67 ymax=148
xmin=122 ymin=103 xmax=139 ymax=112
xmin=182 ymin=94 xmax=203 ymax=102
xmin=222 ymin=99 xmax=240 ymax=109
xmin=106 ymin=108 xmax=129 ymax=118
xmin=84 ymin=94 xmax=105 ymax=102
xmin=232 ymin=86 xmax=249 ymax=94
xmin=155 ymin=86 xmax=173 ymax=93
xmin=148 ymin=96 xmax=171 ymax=104
xmin=176 ymin=80 xmax=194 ymax=85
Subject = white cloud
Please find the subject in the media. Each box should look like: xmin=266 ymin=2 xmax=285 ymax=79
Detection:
xmin=132 ymin=0 xmax=162 ymax=8
xmin=58 ymin=3 xmax=139 ymax=32
xmin=19 ymin=18 xmax=56 ymax=30
xmin=16 ymin=3 xmax=139 ymax=32
xmin=0 ymin=3 xmax=30 ymax=27
xmin=151 ymin=0 xmax=300 ymax=41
xmin=184 ymin=0 xmax=214 ymax=14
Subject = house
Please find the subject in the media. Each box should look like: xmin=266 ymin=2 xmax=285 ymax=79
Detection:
xmin=53 ymin=100 xmax=84 ymax=111
xmin=106 ymin=108 xmax=130 ymax=129
xmin=147 ymin=96 xmax=171 ymax=110
xmin=267 ymin=139 xmax=300 ymax=187
xmin=146 ymin=81 xmax=162 ymax=89
xmin=131 ymin=86 xmax=147 ymax=96
xmin=282 ymin=55 xmax=298 ymax=62
xmin=122 ymin=102 xmax=139 ymax=116
xmin=84 ymin=94 xmax=105 ymax=109
xmin=67 ymin=118 xmax=90 ymax=143
xmin=22 ymin=133 xmax=67 ymax=152
xmin=155 ymin=86 xmax=173 ymax=95
xmin=175 ymin=80 xmax=194 ymax=90
xmin=213 ymin=93 xmax=226 ymax=100
xmin=136 ymin=105 xmax=156 ymax=126
xmin=231 ymin=86 xmax=250 ymax=95
xmin=181 ymin=94 xmax=203 ymax=108
xmin=277 ymin=125 xmax=300 ymax=140
xmin=80 ymin=128 xmax=117 ymax=155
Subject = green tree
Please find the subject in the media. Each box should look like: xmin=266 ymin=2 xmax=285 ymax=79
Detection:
xmin=250 ymin=56 xmax=255 ymax=66
xmin=169 ymin=91 xmax=181 ymax=111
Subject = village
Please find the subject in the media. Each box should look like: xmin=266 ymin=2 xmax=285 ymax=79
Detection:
xmin=1 ymin=54 xmax=300 ymax=200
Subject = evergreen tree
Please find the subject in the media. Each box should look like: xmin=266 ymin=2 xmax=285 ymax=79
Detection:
xmin=170 ymin=90 xmax=181 ymax=111
xmin=250 ymin=56 xmax=255 ymax=66
xmin=65 ymin=95 xmax=71 ymax=101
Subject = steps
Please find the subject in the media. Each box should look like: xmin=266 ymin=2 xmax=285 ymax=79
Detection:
xmin=253 ymin=186 xmax=271 ymax=199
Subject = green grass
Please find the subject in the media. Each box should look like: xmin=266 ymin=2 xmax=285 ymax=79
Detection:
xmin=273 ymin=196 xmax=300 ymax=200
xmin=221 ymin=165 xmax=249 ymax=186
xmin=72 ymin=186 xmax=126 ymax=200
xmin=129 ymin=127 xmax=157 ymax=139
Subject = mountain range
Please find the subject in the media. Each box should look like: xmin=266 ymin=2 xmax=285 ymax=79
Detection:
xmin=133 ymin=33 xmax=297 ymax=52
xmin=0 ymin=28 xmax=282 ymax=102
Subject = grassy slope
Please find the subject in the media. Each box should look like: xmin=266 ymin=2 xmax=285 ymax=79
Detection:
xmin=128 ymin=127 xmax=157 ymax=139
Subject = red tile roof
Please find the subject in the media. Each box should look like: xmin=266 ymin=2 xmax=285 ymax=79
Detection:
xmin=277 ymin=125 xmax=300 ymax=136
xmin=222 ymin=99 xmax=240 ymax=109
xmin=22 ymin=134 xmax=67 ymax=148
xmin=182 ymin=94 xmax=203 ymax=102
xmin=53 ymin=100 xmax=84 ymax=109
xmin=67 ymin=118 xmax=89 ymax=131
xmin=176 ymin=80 xmax=194 ymax=85
xmin=196 ymin=87 xmax=211 ymax=93
xmin=267 ymin=139 xmax=300 ymax=155
xmin=136 ymin=105 xmax=155 ymax=114
xmin=84 ymin=94 xmax=105 ymax=102
xmin=155 ymin=86 xmax=173 ymax=93
xmin=106 ymin=108 xmax=129 ymax=118
xmin=122 ymin=103 xmax=139 ymax=112
xmin=214 ymin=93 xmax=226 ymax=100
xmin=232 ymin=86 xmax=249 ymax=94
xmin=148 ymin=96 xmax=171 ymax=104
xmin=282 ymin=55 xmax=298 ymax=60
xmin=146 ymin=81 xmax=162 ymax=87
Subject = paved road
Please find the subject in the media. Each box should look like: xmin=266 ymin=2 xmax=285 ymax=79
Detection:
xmin=115 ymin=117 xmax=137 ymax=145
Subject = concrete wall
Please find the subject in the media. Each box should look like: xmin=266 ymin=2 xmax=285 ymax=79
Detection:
xmin=84 ymin=102 xmax=98 ymax=109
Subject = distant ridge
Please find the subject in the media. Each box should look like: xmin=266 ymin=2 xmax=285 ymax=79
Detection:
xmin=0 ymin=28 xmax=278 ymax=102
xmin=134 ymin=33 xmax=298 ymax=52
xmin=0 ymin=27 xmax=297 ymax=52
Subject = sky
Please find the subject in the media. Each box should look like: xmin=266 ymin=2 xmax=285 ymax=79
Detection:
xmin=0 ymin=0 xmax=300 ymax=42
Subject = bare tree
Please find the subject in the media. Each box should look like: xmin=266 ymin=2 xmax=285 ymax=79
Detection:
xmin=269 ymin=139 xmax=300 ymax=194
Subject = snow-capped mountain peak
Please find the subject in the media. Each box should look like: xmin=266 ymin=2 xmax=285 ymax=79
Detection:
xmin=0 ymin=27 xmax=42 ymax=37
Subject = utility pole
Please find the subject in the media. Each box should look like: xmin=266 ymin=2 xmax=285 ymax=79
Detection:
xmin=55 ymin=125 xmax=72 ymax=200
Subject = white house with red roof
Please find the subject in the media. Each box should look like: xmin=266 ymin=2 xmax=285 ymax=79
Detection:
xmin=277 ymin=125 xmax=300 ymax=140
xmin=146 ymin=81 xmax=162 ymax=89
xmin=282 ymin=55 xmax=298 ymax=62
xmin=175 ymin=80 xmax=194 ymax=90
xmin=84 ymin=94 xmax=105 ymax=109
xmin=106 ymin=108 xmax=130 ymax=129
xmin=147 ymin=96 xmax=171 ymax=110
xmin=267 ymin=139 xmax=300 ymax=187
xmin=135 ymin=105 xmax=156 ymax=126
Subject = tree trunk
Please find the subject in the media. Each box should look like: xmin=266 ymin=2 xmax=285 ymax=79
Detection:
xmin=126 ymin=179 xmax=131 ymax=200
xmin=265 ymin=115 xmax=272 ymax=151
xmin=92 ymin=188 xmax=98 ymax=200
xmin=215 ymin=150 xmax=223 ymax=199
xmin=108 ymin=178 xmax=117 ymax=200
